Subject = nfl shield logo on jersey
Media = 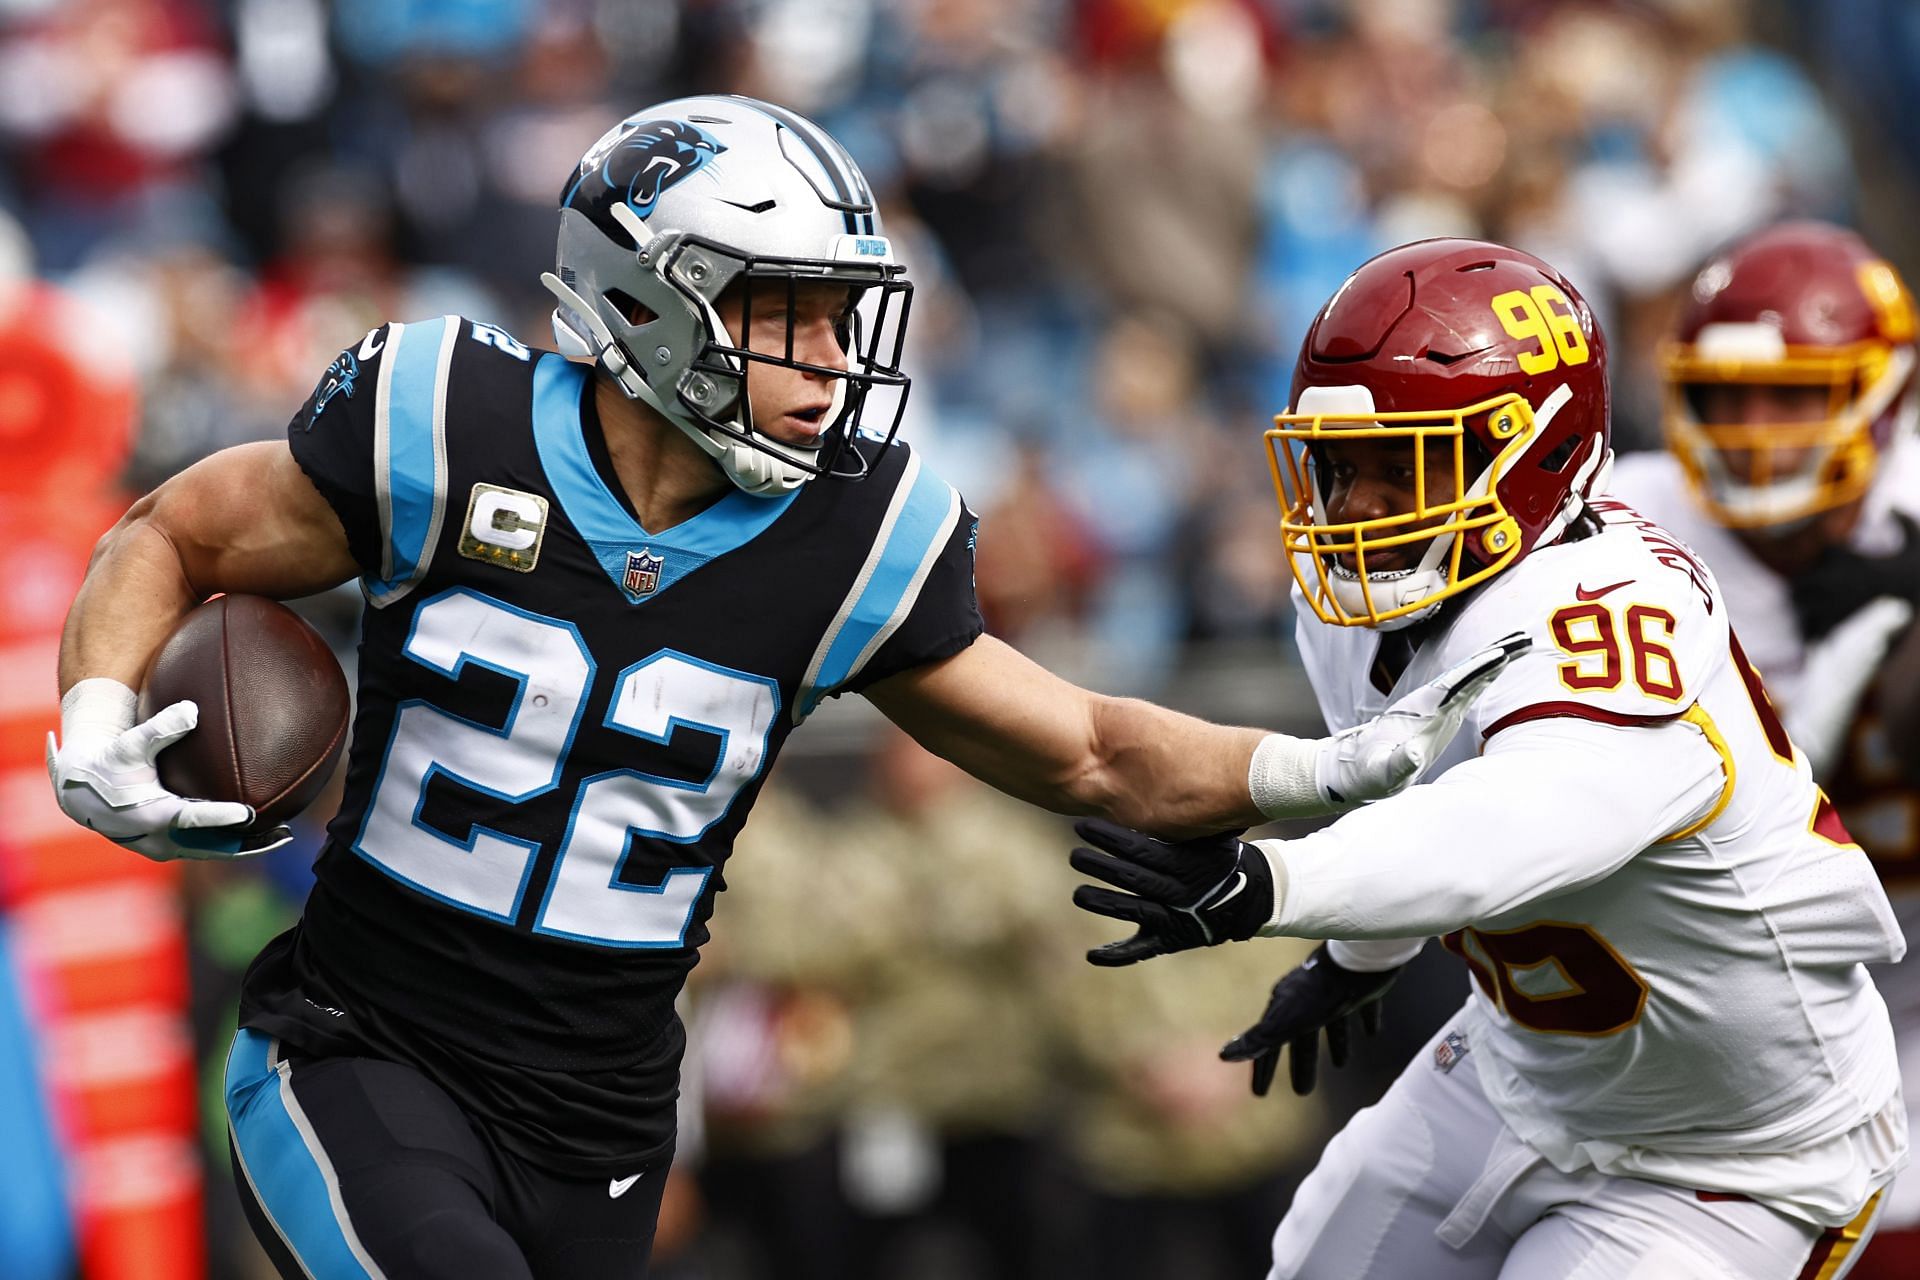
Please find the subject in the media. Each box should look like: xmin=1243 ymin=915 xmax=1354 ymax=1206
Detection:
xmin=1433 ymin=1030 xmax=1470 ymax=1074
xmin=623 ymin=550 xmax=664 ymax=598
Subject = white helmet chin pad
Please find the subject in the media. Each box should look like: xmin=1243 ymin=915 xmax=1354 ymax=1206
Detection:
xmin=1327 ymin=564 xmax=1447 ymax=630
xmin=708 ymin=434 xmax=814 ymax=497
xmin=1307 ymin=440 xmax=1480 ymax=630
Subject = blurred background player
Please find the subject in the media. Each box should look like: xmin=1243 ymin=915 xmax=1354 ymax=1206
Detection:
xmin=1609 ymin=219 xmax=1920 ymax=1277
xmin=1072 ymin=238 xmax=1906 ymax=1278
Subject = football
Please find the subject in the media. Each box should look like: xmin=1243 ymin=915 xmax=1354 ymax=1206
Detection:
xmin=137 ymin=594 xmax=351 ymax=831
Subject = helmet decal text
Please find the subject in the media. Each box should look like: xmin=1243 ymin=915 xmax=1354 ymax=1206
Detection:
xmin=1491 ymin=285 xmax=1590 ymax=375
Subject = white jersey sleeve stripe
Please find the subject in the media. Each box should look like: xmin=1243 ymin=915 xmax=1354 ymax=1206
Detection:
xmin=367 ymin=316 xmax=457 ymax=609
xmin=794 ymin=450 xmax=960 ymax=720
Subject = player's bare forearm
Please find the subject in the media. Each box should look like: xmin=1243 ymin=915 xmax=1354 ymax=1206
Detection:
xmin=1078 ymin=694 xmax=1268 ymax=833
xmin=60 ymin=506 xmax=203 ymax=693
xmin=866 ymin=635 xmax=1266 ymax=836
xmin=58 ymin=442 xmax=357 ymax=695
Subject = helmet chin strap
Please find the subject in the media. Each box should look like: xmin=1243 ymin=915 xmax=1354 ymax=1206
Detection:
xmin=539 ymin=270 xmax=823 ymax=499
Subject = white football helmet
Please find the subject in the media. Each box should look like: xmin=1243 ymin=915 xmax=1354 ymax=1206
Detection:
xmin=542 ymin=95 xmax=912 ymax=497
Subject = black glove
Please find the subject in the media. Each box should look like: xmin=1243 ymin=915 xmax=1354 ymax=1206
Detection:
xmin=1790 ymin=512 xmax=1920 ymax=642
xmin=1069 ymin=818 xmax=1273 ymax=967
xmin=1219 ymin=944 xmax=1400 ymax=1096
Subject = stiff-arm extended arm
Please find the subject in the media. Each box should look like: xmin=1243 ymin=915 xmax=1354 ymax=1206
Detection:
xmin=1258 ymin=715 xmax=1726 ymax=940
xmin=866 ymin=631 xmax=1525 ymax=837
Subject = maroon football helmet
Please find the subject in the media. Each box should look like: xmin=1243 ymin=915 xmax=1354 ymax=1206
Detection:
xmin=1267 ymin=238 xmax=1612 ymax=628
xmin=1660 ymin=221 xmax=1918 ymax=528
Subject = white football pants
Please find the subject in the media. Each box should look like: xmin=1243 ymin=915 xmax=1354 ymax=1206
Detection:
xmin=1270 ymin=1011 xmax=1884 ymax=1280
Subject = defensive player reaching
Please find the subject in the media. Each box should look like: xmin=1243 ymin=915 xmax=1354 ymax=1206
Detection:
xmin=1072 ymin=239 xmax=1908 ymax=1278
xmin=1609 ymin=221 xmax=1920 ymax=1275
xmin=42 ymin=98 xmax=1514 ymax=1280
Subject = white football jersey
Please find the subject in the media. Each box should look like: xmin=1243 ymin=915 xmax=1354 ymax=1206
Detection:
xmin=1608 ymin=443 xmax=1920 ymax=882
xmin=1287 ymin=502 xmax=1907 ymax=1225
xmin=1607 ymin=442 xmax=1920 ymax=1229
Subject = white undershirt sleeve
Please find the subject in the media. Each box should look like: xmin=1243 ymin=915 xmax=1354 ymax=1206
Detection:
xmin=1327 ymin=937 xmax=1429 ymax=971
xmin=1255 ymin=715 xmax=1727 ymax=940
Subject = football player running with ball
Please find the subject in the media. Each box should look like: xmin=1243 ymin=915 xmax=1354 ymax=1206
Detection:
xmin=1609 ymin=221 xmax=1920 ymax=1277
xmin=1072 ymin=239 xmax=1907 ymax=1278
xmin=42 ymin=99 xmax=1517 ymax=1280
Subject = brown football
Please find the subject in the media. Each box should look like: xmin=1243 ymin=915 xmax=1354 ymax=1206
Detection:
xmin=137 ymin=595 xmax=351 ymax=831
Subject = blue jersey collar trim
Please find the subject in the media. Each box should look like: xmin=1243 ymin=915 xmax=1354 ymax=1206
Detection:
xmin=531 ymin=355 xmax=799 ymax=601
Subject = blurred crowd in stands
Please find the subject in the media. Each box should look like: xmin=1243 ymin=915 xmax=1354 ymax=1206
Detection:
xmin=4 ymin=0 xmax=1917 ymax=1276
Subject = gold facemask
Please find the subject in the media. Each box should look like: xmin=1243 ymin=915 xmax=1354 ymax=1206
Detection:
xmin=1266 ymin=393 xmax=1533 ymax=628
xmin=1658 ymin=338 xmax=1910 ymax=529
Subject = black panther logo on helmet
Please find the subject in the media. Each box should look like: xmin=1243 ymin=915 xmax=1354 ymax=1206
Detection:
xmin=560 ymin=118 xmax=727 ymax=242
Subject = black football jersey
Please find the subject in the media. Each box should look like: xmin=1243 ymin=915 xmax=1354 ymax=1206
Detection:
xmin=239 ymin=315 xmax=980 ymax=1172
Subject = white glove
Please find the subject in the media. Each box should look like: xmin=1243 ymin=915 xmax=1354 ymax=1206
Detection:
xmin=1782 ymin=597 xmax=1915 ymax=783
xmin=1247 ymin=633 xmax=1530 ymax=818
xmin=1316 ymin=631 xmax=1532 ymax=805
xmin=45 ymin=677 xmax=291 ymax=861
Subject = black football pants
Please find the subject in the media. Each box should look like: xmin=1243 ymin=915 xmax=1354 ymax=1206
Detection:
xmin=224 ymin=1029 xmax=671 ymax=1280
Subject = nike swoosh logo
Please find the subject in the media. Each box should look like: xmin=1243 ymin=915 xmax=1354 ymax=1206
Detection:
xmin=609 ymin=1173 xmax=643 ymax=1199
xmin=1574 ymin=578 xmax=1634 ymax=602
xmin=357 ymin=329 xmax=384 ymax=361
xmin=716 ymin=197 xmax=777 ymax=214
xmin=1207 ymin=871 xmax=1249 ymax=911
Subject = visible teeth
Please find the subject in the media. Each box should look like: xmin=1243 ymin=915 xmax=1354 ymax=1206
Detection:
xmin=1330 ymin=562 xmax=1414 ymax=581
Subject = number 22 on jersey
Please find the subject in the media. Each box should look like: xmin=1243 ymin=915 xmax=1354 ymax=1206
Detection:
xmin=356 ymin=588 xmax=777 ymax=947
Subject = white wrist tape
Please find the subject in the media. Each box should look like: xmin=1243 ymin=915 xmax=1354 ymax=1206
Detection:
xmin=1248 ymin=732 xmax=1326 ymax=820
xmin=1328 ymin=937 xmax=1428 ymax=971
xmin=61 ymin=678 xmax=139 ymax=739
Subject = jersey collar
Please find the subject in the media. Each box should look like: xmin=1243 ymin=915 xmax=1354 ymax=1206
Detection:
xmin=531 ymin=355 xmax=799 ymax=601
